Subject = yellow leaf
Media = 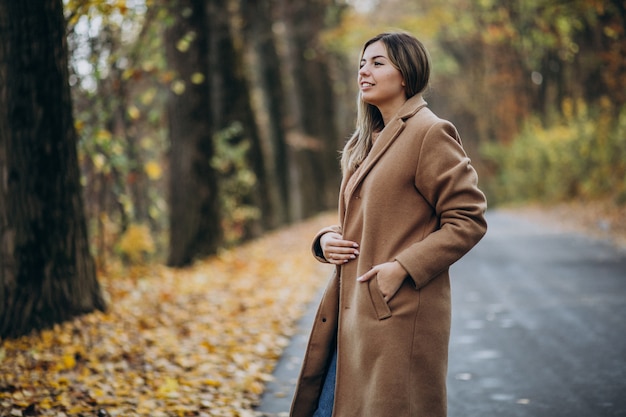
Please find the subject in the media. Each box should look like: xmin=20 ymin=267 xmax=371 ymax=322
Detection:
xmin=156 ymin=377 xmax=179 ymax=397
xmin=92 ymin=388 xmax=106 ymax=398
xmin=117 ymin=224 xmax=156 ymax=263
xmin=127 ymin=105 xmax=140 ymax=120
xmin=116 ymin=0 xmax=128 ymax=14
xmin=38 ymin=398 xmax=52 ymax=409
xmin=191 ymin=72 xmax=205 ymax=84
xmin=171 ymin=80 xmax=186 ymax=95
xmin=92 ymin=154 xmax=106 ymax=171
xmin=74 ymin=119 xmax=85 ymax=134
xmin=144 ymin=161 xmax=162 ymax=180
xmin=122 ymin=68 xmax=135 ymax=80
xmin=203 ymin=379 xmax=221 ymax=387
xmin=176 ymin=31 xmax=196 ymax=52
xmin=140 ymin=88 xmax=157 ymax=106
xmin=248 ymin=380 xmax=264 ymax=395
xmin=96 ymin=129 xmax=112 ymax=141
xmin=59 ymin=354 xmax=76 ymax=370
xmin=140 ymin=136 xmax=154 ymax=149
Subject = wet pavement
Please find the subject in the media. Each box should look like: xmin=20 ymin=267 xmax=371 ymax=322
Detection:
xmin=256 ymin=210 xmax=626 ymax=416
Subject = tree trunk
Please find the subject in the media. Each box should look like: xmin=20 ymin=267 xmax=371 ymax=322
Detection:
xmin=240 ymin=0 xmax=292 ymax=227
xmin=0 ymin=0 xmax=105 ymax=338
xmin=165 ymin=0 xmax=222 ymax=266
xmin=278 ymin=0 xmax=341 ymax=220
xmin=208 ymin=0 xmax=269 ymax=238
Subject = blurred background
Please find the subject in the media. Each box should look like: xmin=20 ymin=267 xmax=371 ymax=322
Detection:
xmin=1 ymin=1 xmax=626 ymax=409
xmin=59 ymin=0 xmax=626 ymax=267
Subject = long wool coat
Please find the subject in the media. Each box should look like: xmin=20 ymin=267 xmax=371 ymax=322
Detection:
xmin=289 ymin=95 xmax=488 ymax=417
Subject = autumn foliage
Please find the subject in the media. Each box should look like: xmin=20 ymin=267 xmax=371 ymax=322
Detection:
xmin=61 ymin=0 xmax=626 ymax=265
xmin=0 ymin=213 xmax=336 ymax=416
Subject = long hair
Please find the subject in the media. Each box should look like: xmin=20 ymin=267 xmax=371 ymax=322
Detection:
xmin=340 ymin=32 xmax=431 ymax=175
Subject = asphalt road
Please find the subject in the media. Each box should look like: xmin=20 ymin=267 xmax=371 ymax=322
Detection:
xmin=256 ymin=210 xmax=626 ymax=416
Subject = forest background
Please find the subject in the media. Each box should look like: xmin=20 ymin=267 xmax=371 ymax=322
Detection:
xmin=61 ymin=0 xmax=626 ymax=269
xmin=0 ymin=0 xmax=625 ymax=414
xmin=2 ymin=0 xmax=626 ymax=346
xmin=64 ymin=0 xmax=626 ymax=256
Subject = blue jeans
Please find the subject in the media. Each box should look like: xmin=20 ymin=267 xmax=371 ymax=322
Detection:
xmin=313 ymin=349 xmax=337 ymax=417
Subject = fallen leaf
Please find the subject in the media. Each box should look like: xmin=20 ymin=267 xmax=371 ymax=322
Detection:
xmin=0 ymin=213 xmax=336 ymax=416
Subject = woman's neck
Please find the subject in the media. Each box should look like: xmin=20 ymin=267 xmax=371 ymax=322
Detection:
xmin=378 ymin=96 xmax=410 ymax=125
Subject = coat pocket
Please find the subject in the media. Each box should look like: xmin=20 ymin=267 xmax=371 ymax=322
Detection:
xmin=368 ymin=277 xmax=392 ymax=320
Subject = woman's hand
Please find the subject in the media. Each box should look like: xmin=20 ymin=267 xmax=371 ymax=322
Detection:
xmin=320 ymin=232 xmax=359 ymax=265
xmin=357 ymin=261 xmax=408 ymax=301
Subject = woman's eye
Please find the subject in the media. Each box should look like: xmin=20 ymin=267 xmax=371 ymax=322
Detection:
xmin=374 ymin=61 xmax=383 ymax=66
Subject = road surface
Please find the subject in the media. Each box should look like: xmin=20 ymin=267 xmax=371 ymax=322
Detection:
xmin=257 ymin=210 xmax=626 ymax=416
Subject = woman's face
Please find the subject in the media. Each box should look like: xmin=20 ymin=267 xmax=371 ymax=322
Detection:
xmin=358 ymin=41 xmax=406 ymax=112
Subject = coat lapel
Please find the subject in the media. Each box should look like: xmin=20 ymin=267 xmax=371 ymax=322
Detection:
xmin=343 ymin=96 xmax=428 ymax=207
xmin=345 ymin=118 xmax=405 ymax=200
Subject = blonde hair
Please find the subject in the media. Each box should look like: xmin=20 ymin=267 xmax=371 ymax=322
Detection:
xmin=340 ymin=32 xmax=431 ymax=175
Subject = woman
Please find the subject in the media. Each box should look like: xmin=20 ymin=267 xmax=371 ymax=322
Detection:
xmin=290 ymin=32 xmax=487 ymax=417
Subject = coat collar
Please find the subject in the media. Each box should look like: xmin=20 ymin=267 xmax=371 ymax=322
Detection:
xmin=341 ymin=95 xmax=428 ymax=213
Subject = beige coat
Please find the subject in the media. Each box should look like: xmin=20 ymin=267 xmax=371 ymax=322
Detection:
xmin=290 ymin=95 xmax=488 ymax=417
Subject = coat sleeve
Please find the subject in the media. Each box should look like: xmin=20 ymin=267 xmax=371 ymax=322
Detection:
xmin=311 ymin=225 xmax=343 ymax=263
xmin=395 ymin=120 xmax=487 ymax=289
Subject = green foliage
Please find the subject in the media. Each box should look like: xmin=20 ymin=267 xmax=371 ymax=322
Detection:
xmin=67 ymin=1 xmax=170 ymax=265
xmin=482 ymin=100 xmax=626 ymax=206
xmin=212 ymin=123 xmax=261 ymax=246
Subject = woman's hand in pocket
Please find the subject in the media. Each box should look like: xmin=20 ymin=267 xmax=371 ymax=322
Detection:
xmin=357 ymin=261 xmax=408 ymax=301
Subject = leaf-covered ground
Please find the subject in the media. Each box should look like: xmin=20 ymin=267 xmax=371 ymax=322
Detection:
xmin=0 ymin=213 xmax=337 ymax=417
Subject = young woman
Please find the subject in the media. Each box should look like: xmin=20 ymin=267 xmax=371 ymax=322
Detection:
xmin=290 ymin=32 xmax=488 ymax=417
